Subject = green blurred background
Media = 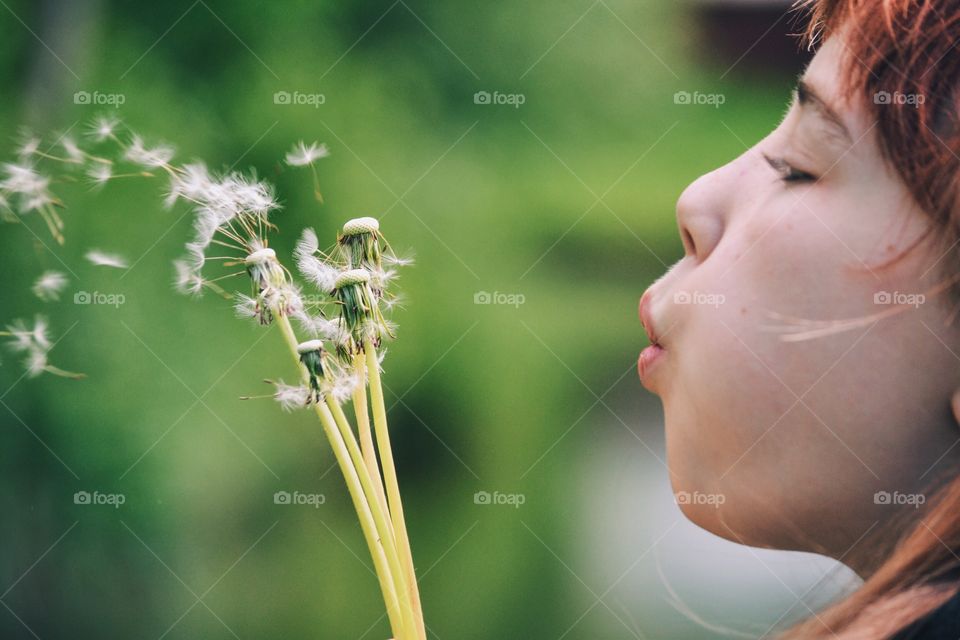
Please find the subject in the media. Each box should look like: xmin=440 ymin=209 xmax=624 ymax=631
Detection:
xmin=0 ymin=0 xmax=856 ymax=638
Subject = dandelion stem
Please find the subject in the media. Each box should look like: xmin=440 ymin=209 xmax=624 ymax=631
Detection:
xmin=364 ymin=336 xmax=426 ymax=640
xmin=353 ymin=354 xmax=390 ymax=516
xmin=275 ymin=311 xmax=411 ymax=639
xmin=325 ymin=397 xmax=418 ymax=640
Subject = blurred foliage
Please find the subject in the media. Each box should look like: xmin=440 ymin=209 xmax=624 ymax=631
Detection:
xmin=0 ymin=0 xmax=795 ymax=638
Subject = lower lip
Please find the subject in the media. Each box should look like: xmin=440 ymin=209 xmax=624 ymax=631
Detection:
xmin=638 ymin=344 xmax=666 ymax=382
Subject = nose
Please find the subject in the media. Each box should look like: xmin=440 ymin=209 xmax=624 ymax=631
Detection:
xmin=674 ymin=165 xmax=729 ymax=263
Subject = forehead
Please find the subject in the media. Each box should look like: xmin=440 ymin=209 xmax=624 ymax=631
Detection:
xmin=799 ymin=34 xmax=873 ymax=141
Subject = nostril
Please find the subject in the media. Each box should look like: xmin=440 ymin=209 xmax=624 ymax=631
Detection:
xmin=681 ymin=226 xmax=696 ymax=257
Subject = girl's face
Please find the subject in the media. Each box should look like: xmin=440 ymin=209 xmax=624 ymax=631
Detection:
xmin=641 ymin=34 xmax=960 ymax=561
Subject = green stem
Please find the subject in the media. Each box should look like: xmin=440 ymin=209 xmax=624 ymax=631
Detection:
xmin=326 ymin=397 xmax=418 ymax=640
xmin=353 ymin=354 xmax=390 ymax=517
xmin=274 ymin=313 xmax=406 ymax=637
xmin=364 ymin=337 xmax=426 ymax=640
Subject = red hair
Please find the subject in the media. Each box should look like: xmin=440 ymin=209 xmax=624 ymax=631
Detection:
xmin=803 ymin=0 xmax=960 ymax=288
xmin=781 ymin=1 xmax=960 ymax=637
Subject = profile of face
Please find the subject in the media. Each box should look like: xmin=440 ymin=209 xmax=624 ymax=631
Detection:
xmin=640 ymin=33 xmax=960 ymax=564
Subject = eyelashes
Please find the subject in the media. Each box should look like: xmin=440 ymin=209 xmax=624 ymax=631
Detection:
xmin=763 ymin=153 xmax=818 ymax=184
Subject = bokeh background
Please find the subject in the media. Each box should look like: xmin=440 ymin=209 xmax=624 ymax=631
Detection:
xmin=0 ymin=0 xmax=859 ymax=638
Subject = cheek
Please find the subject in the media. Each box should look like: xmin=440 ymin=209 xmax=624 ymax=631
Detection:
xmin=662 ymin=198 xmax=960 ymax=543
xmin=659 ymin=203 xmax=888 ymax=491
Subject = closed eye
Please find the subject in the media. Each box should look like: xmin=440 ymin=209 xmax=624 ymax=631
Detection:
xmin=763 ymin=154 xmax=817 ymax=184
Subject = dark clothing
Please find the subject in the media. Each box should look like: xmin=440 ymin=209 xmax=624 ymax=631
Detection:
xmin=890 ymin=588 xmax=960 ymax=639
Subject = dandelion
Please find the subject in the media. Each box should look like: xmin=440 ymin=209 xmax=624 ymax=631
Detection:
xmin=284 ymin=141 xmax=328 ymax=203
xmin=0 ymin=125 xmax=424 ymax=638
xmin=285 ymin=141 xmax=329 ymax=167
xmin=16 ymin=135 xmax=40 ymax=159
xmin=32 ymin=271 xmax=68 ymax=301
xmin=61 ymin=136 xmax=84 ymax=163
xmin=273 ymin=381 xmax=312 ymax=411
xmin=0 ymin=162 xmax=63 ymax=243
xmin=295 ymin=228 xmax=339 ymax=292
xmin=1 ymin=316 xmax=83 ymax=379
xmin=85 ymin=249 xmax=128 ymax=269
xmin=87 ymin=115 xmax=119 ymax=143
xmin=86 ymin=163 xmax=113 ymax=188
xmin=123 ymin=135 xmax=175 ymax=168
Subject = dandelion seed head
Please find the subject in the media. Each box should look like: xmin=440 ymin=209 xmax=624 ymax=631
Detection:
xmin=342 ymin=217 xmax=379 ymax=236
xmin=244 ymin=247 xmax=277 ymax=265
xmin=32 ymin=271 xmax=68 ymax=302
xmin=296 ymin=339 xmax=324 ymax=354
xmin=335 ymin=268 xmax=371 ymax=288
xmin=285 ymin=141 xmax=329 ymax=167
xmin=85 ymin=249 xmax=128 ymax=269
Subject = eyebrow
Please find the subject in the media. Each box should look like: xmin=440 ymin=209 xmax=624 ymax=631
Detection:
xmin=795 ymin=79 xmax=853 ymax=144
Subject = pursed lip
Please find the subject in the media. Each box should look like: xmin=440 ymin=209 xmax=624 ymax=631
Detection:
xmin=639 ymin=289 xmax=662 ymax=347
xmin=638 ymin=289 xmax=668 ymax=386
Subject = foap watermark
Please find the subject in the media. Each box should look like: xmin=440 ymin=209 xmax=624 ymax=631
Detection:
xmin=874 ymin=290 xmax=925 ymax=308
xmin=473 ymin=90 xmax=526 ymax=108
xmin=73 ymin=90 xmax=126 ymax=106
xmin=473 ymin=490 xmax=526 ymax=508
xmin=74 ymin=291 xmax=126 ymax=308
xmin=274 ymin=490 xmax=326 ymax=508
xmin=873 ymin=91 xmax=925 ymax=108
xmin=673 ymin=91 xmax=725 ymax=108
xmin=74 ymin=490 xmax=126 ymax=508
xmin=474 ymin=290 xmax=525 ymax=308
xmin=874 ymin=490 xmax=925 ymax=509
xmin=674 ymin=490 xmax=725 ymax=509
xmin=673 ymin=290 xmax=725 ymax=308
xmin=273 ymin=90 xmax=326 ymax=108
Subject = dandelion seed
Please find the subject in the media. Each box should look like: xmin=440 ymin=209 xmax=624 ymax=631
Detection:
xmin=296 ymin=228 xmax=339 ymax=292
xmin=25 ymin=349 xmax=47 ymax=378
xmin=294 ymin=311 xmax=340 ymax=341
xmin=86 ymin=164 xmax=113 ymax=188
xmin=172 ymin=259 xmax=206 ymax=296
xmin=88 ymin=116 xmax=119 ymax=142
xmin=16 ymin=135 xmax=40 ymax=158
xmin=165 ymin=162 xmax=211 ymax=209
xmin=1 ymin=164 xmax=52 ymax=211
xmin=330 ymin=371 xmax=360 ymax=405
xmin=61 ymin=136 xmax=84 ymax=163
xmin=32 ymin=270 xmax=68 ymax=301
xmin=234 ymin=293 xmax=260 ymax=320
xmin=124 ymin=135 xmax=174 ymax=168
xmin=85 ymin=249 xmax=128 ymax=269
xmin=285 ymin=141 xmax=329 ymax=167
xmin=273 ymin=381 xmax=312 ymax=411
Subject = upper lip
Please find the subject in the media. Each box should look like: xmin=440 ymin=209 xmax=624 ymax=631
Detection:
xmin=639 ymin=290 xmax=661 ymax=346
